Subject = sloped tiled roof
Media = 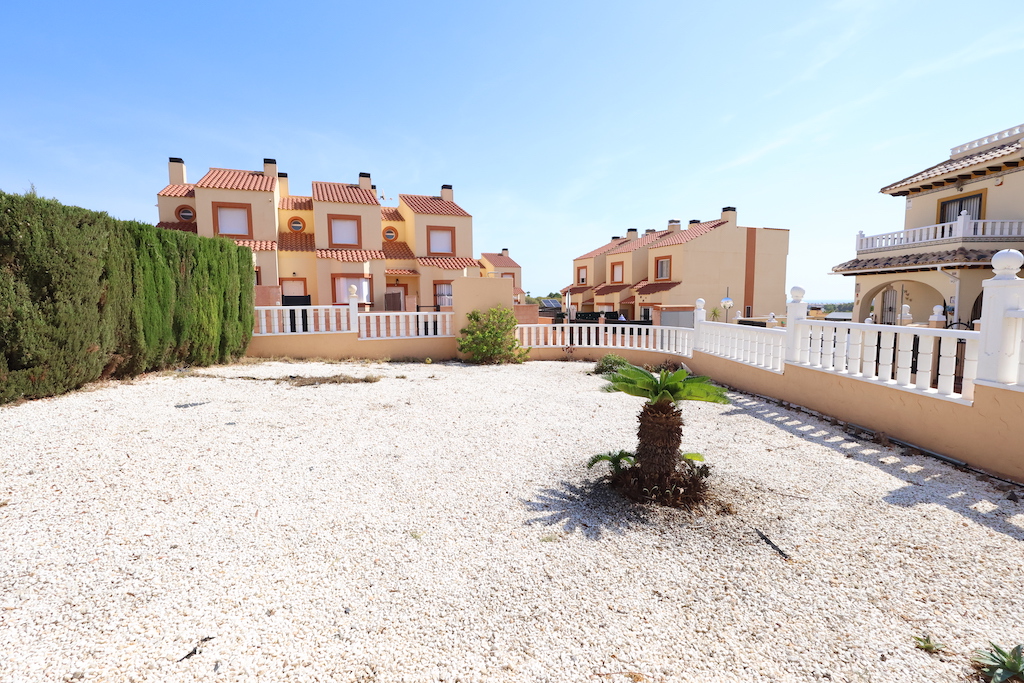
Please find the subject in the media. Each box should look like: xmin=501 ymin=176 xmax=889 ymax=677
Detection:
xmin=400 ymin=194 xmax=471 ymax=217
xmin=382 ymin=241 xmax=415 ymax=260
xmin=278 ymin=231 xmax=315 ymax=252
xmin=481 ymin=252 xmax=521 ymax=268
xmin=594 ymin=283 xmax=631 ymax=295
xmin=567 ymin=285 xmax=591 ymax=294
xmin=620 ymin=295 xmax=636 ymax=305
xmin=416 ymin=256 xmax=481 ymax=270
xmin=312 ymin=182 xmax=379 ymax=205
xmin=649 ymin=220 xmax=727 ymax=249
xmin=513 ymin=286 xmax=526 ymax=296
xmin=880 ymin=141 xmax=1022 ymax=193
xmin=606 ymin=231 xmax=669 ymax=255
xmin=832 ymin=247 xmax=997 ymax=273
xmin=279 ymin=196 xmax=313 ymax=210
xmin=157 ymin=221 xmax=197 ymax=233
xmin=233 ymin=239 xmax=277 ymax=251
xmin=385 ymin=268 xmax=419 ymax=276
xmin=158 ymin=184 xmax=195 ymax=198
xmin=636 ymin=281 xmax=680 ymax=295
xmin=632 ymin=279 xmax=648 ymax=290
xmin=381 ymin=207 xmax=405 ymax=222
xmin=196 ymin=168 xmax=276 ymax=192
xmin=575 ymin=237 xmax=631 ymax=260
xmin=316 ymin=248 xmax=385 ymax=262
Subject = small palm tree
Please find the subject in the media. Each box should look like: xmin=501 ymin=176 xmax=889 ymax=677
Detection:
xmin=603 ymin=364 xmax=729 ymax=492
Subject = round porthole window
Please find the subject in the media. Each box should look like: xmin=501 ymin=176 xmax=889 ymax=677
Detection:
xmin=176 ymin=206 xmax=195 ymax=221
xmin=383 ymin=227 xmax=398 ymax=241
xmin=289 ymin=218 xmax=305 ymax=232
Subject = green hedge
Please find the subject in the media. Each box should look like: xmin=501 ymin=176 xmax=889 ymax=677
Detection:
xmin=0 ymin=191 xmax=253 ymax=403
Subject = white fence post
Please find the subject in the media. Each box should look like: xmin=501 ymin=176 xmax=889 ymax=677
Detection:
xmin=348 ymin=286 xmax=360 ymax=335
xmin=693 ymin=298 xmax=707 ymax=353
xmin=784 ymin=286 xmax=808 ymax=363
xmin=976 ymin=249 xmax=1024 ymax=384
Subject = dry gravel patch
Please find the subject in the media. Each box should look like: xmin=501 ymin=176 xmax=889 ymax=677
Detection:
xmin=1 ymin=360 xmax=1022 ymax=683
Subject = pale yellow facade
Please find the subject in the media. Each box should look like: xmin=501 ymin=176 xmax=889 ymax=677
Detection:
xmin=156 ymin=159 xmax=500 ymax=312
xmin=836 ymin=123 xmax=1024 ymax=326
xmin=568 ymin=209 xmax=789 ymax=322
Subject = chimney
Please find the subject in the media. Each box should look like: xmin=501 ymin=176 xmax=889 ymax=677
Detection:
xmin=440 ymin=184 xmax=453 ymax=202
xmin=667 ymin=219 xmax=681 ymax=232
xmin=277 ymin=172 xmax=289 ymax=197
xmin=721 ymin=206 xmax=737 ymax=223
xmin=263 ymin=158 xmax=277 ymax=178
xmin=501 ymin=248 xmax=509 ymax=257
xmin=612 ymin=235 xmax=621 ymax=240
xmin=626 ymin=228 xmax=639 ymax=239
xmin=168 ymin=157 xmax=186 ymax=185
xmin=358 ymin=172 xmax=372 ymax=191
xmin=645 ymin=229 xmax=656 ymax=234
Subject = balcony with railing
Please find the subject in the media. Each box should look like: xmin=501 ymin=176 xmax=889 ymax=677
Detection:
xmin=857 ymin=211 xmax=1024 ymax=254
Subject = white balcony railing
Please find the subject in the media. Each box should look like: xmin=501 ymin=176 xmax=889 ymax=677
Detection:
xmin=857 ymin=213 xmax=1024 ymax=253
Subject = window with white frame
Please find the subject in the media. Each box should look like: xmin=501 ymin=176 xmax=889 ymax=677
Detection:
xmin=334 ymin=276 xmax=371 ymax=304
xmin=330 ymin=216 xmax=360 ymax=246
xmin=434 ymin=282 xmax=453 ymax=307
xmin=428 ymin=227 xmax=454 ymax=255
xmin=577 ymin=267 xmax=587 ymax=284
xmin=215 ymin=206 xmax=249 ymax=236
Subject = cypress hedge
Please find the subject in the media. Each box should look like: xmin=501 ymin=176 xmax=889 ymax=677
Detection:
xmin=0 ymin=191 xmax=253 ymax=404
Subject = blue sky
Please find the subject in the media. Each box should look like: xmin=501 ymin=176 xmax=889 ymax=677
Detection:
xmin=3 ymin=0 xmax=1024 ymax=303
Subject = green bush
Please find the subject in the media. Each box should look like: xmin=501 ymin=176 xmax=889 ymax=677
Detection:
xmin=593 ymin=353 xmax=630 ymax=375
xmin=457 ymin=306 xmax=529 ymax=364
xmin=0 ymin=191 xmax=253 ymax=404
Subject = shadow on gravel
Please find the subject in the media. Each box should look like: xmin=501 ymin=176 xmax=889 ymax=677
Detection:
xmin=719 ymin=393 xmax=1024 ymax=543
xmin=522 ymin=478 xmax=654 ymax=540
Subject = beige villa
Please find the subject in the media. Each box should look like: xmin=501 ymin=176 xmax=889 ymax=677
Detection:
xmin=156 ymin=158 xmax=489 ymax=311
xmin=479 ymin=249 xmax=525 ymax=304
xmin=833 ymin=124 xmax=1024 ymax=327
xmin=566 ymin=207 xmax=789 ymax=325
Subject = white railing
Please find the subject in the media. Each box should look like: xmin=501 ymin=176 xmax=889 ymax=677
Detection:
xmin=793 ymin=321 xmax=979 ymax=401
xmin=253 ymin=306 xmax=453 ymax=339
xmin=950 ymin=124 xmax=1023 ymax=155
xmin=358 ymin=312 xmax=454 ymax=339
xmin=698 ymin=322 xmax=786 ymax=373
xmin=857 ymin=215 xmax=1024 ymax=252
xmin=515 ymin=323 xmax=693 ymax=356
xmin=254 ymin=306 xmax=351 ymax=335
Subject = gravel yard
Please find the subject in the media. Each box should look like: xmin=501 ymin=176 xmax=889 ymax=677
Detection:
xmin=1 ymin=360 xmax=1022 ymax=683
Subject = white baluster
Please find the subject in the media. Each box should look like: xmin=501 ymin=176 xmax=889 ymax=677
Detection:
xmin=915 ymin=335 xmax=935 ymax=390
xmin=878 ymin=331 xmax=895 ymax=382
xmin=834 ymin=327 xmax=848 ymax=373
xmin=936 ymin=336 xmax=957 ymax=396
xmin=895 ymin=332 xmax=914 ymax=386
xmin=962 ymin=337 xmax=979 ymax=400
xmin=862 ymin=329 xmax=878 ymax=379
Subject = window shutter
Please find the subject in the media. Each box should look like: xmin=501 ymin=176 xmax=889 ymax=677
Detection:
xmin=331 ymin=218 xmax=359 ymax=245
xmin=217 ymin=207 xmax=249 ymax=235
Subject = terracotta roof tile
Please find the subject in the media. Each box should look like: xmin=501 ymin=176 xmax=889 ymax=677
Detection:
xmin=317 ymin=248 xmax=386 ymax=262
xmin=312 ymin=182 xmax=380 ymax=205
xmin=636 ymin=281 xmax=680 ymax=295
xmin=606 ymin=231 xmax=669 ymax=255
xmin=481 ymin=252 xmax=521 ymax=268
xmin=567 ymin=285 xmax=591 ymax=294
xmin=620 ymin=295 xmax=636 ymax=305
xmin=158 ymin=184 xmax=195 ymax=198
xmin=234 ymin=239 xmax=277 ymax=251
xmin=196 ymin=168 xmax=276 ymax=192
xmin=832 ymin=247 xmax=998 ymax=273
xmin=382 ymin=241 xmax=415 ymax=259
xmin=277 ymin=231 xmax=316 ymax=252
xmin=157 ymin=221 xmax=198 ymax=234
xmin=400 ymin=194 xmax=471 ymax=217
xmin=632 ymin=279 xmax=649 ymax=290
xmin=279 ymin=196 xmax=313 ymax=210
xmin=416 ymin=257 xmax=481 ymax=270
xmin=575 ymin=237 xmax=631 ymax=260
xmin=649 ymin=220 xmax=727 ymax=249
xmin=385 ymin=268 xmax=419 ymax=275
xmin=513 ymin=286 xmax=526 ymax=295
xmin=881 ymin=141 xmax=1022 ymax=193
xmin=381 ymin=207 xmax=405 ymax=222
xmin=594 ymin=283 xmax=631 ymax=295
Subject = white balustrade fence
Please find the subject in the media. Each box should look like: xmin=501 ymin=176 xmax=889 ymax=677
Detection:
xmin=253 ymin=306 xmax=453 ymax=339
xmin=515 ymin=323 xmax=693 ymax=356
xmin=857 ymin=216 xmax=1024 ymax=252
xmin=793 ymin=321 xmax=979 ymax=400
xmin=698 ymin=322 xmax=786 ymax=373
xmin=358 ymin=312 xmax=453 ymax=339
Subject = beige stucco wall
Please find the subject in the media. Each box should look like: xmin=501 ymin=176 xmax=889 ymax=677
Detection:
xmin=312 ymin=201 xmax=384 ymax=251
xmin=852 ymin=268 xmax=994 ymax=325
xmin=397 ymin=200 xmax=474 ymax=259
xmin=277 ymin=251 xmax=318 ymax=302
xmin=278 ymin=208 xmax=315 ymax=237
xmin=193 ymin=187 xmax=278 ymax=241
xmin=647 ymin=226 xmax=747 ymax=313
xmin=903 ymin=169 xmax=1024 ymax=230
xmin=751 ymin=228 xmax=790 ymax=318
xmin=157 ymin=195 xmax=196 ymax=224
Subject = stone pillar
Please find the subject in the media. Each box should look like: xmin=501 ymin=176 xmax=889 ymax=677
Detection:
xmin=348 ymin=286 xmax=360 ymax=333
xmin=898 ymin=304 xmax=913 ymax=326
xmin=929 ymin=305 xmax=945 ymax=329
xmin=766 ymin=312 xmax=779 ymax=329
xmin=976 ymin=249 xmax=1024 ymax=384
xmin=784 ymin=287 xmax=808 ymax=363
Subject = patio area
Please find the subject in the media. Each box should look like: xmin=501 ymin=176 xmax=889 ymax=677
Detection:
xmin=1 ymin=360 xmax=1021 ymax=682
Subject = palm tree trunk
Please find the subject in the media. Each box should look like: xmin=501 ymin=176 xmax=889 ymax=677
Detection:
xmin=634 ymin=400 xmax=684 ymax=487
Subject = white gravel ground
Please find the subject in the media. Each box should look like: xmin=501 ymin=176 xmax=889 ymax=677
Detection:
xmin=1 ymin=359 xmax=1022 ymax=683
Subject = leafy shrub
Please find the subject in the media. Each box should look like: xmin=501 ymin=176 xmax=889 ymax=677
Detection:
xmin=457 ymin=306 xmax=529 ymax=364
xmin=593 ymin=353 xmax=630 ymax=375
